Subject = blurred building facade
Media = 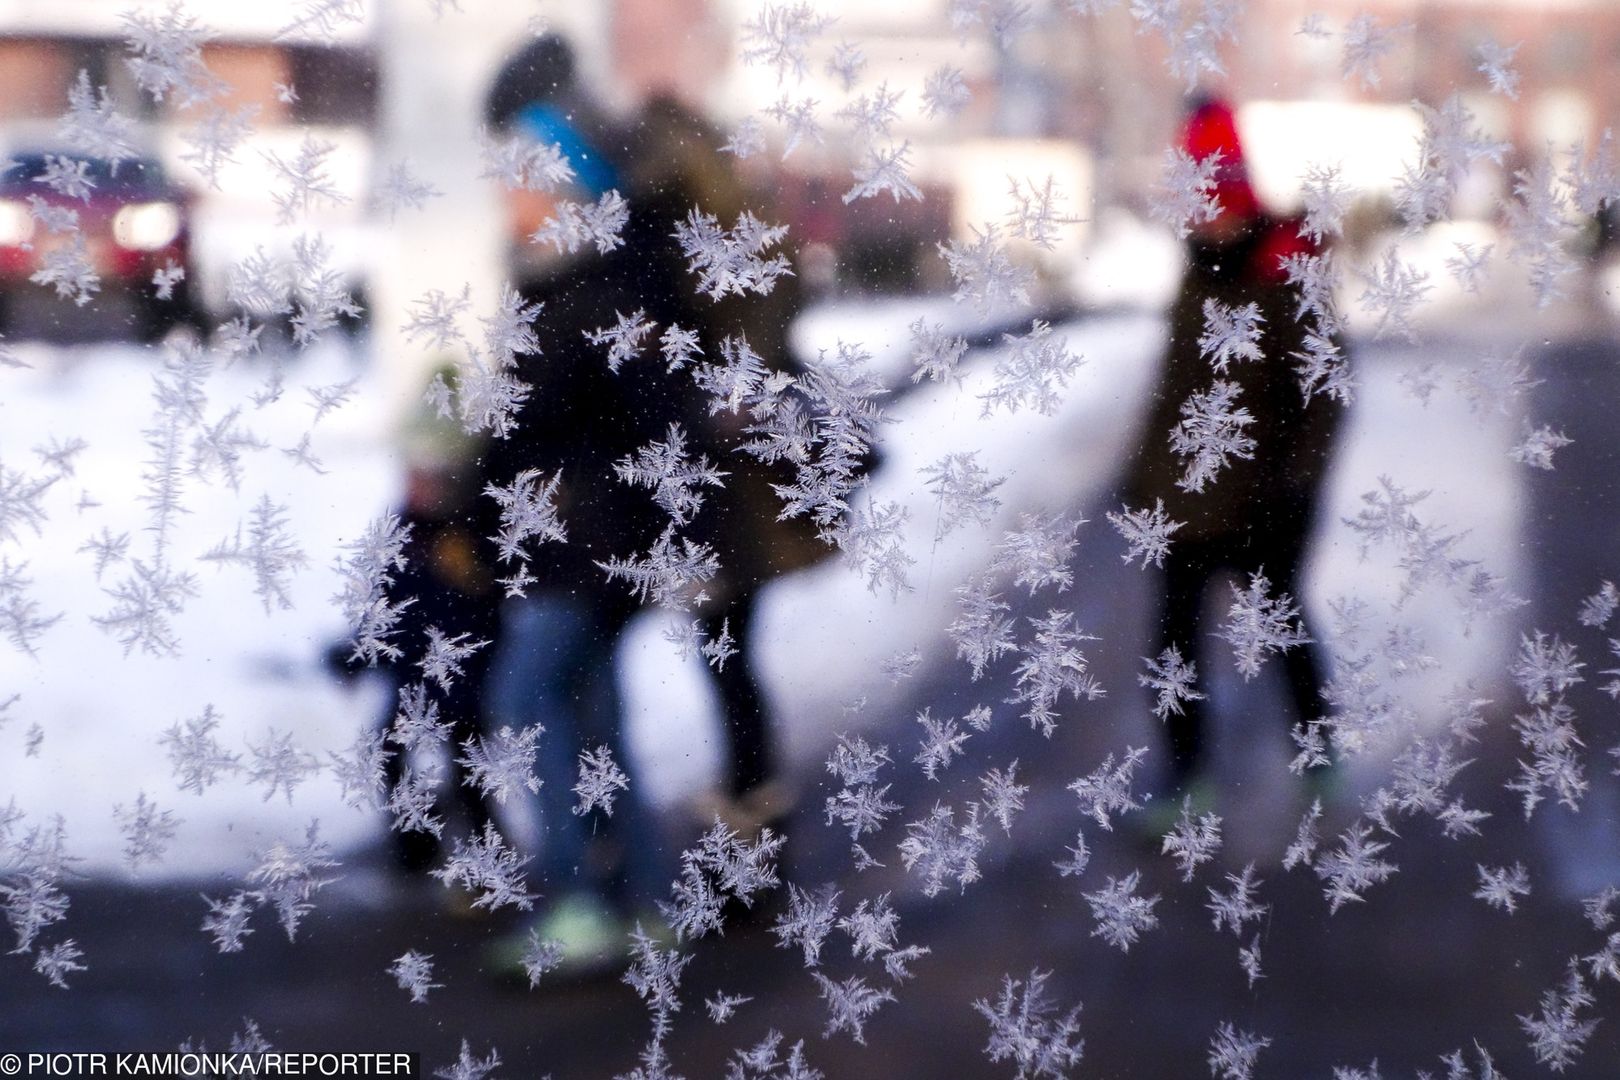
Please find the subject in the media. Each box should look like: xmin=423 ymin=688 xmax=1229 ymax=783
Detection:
xmin=0 ymin=0 xmax=1607 ymax=370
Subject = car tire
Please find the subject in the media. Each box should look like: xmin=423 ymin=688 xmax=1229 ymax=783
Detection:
xmin=134 ymin=279 xmax=204 ymax=345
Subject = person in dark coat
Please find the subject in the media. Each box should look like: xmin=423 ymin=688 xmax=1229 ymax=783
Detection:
xmin=476 ymin=44 xmax=817 ymax=967
xmin=611 ymin=96 xmax=820 ymax=828
xmin=481 ymin=92 xmax=816 ymax=813
xmin=361 ymin=405 xmax=502 ymax=876
xmin=473 ymin=40 xmax=664 ymax=967
xmin=1121 ymin=97 xmax=1345 ymax=796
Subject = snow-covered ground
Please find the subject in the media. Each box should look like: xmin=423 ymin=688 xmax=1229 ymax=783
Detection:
xmin=0 ymin=295 xmax=1528 ymax=880
xmin=1 ymin=338 xmax=401 ymax=877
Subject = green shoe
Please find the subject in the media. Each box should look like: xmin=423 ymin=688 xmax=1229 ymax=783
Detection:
xmin=484 ymin=894 xmax=627 ymax=986
xmin=628 ymin=907 xmax=677 ymax=949
xmin=1303 ymin=762 xmax=1346 ymax=808
xmin=1134 ymin=777 xmax=1217 ymax=844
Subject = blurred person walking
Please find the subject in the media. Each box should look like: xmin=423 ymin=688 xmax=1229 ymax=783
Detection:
xmin=477 ymin=41 xmax=819 ymax=974
xmin=328 ymin=386 xmax=502 ymax=878
xmin=476 ymin=35 xmax=666 ymax=973
xmin=1120 ymin=96 xmax=1345 ymax=814
xmin=611 ymin=96 xmax=821 ymax=836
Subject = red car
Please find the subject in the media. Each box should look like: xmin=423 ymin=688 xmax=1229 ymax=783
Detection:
xmin=0 ymin=152 xmax=200 ymax=341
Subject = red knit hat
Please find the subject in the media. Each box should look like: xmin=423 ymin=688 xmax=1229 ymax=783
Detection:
xmin=1180 ymin=97 xmax=1260 ymax=223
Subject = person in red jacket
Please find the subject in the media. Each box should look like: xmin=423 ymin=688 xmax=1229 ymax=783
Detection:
xmin=1121 ymin=96 xmax=1346 ymax=807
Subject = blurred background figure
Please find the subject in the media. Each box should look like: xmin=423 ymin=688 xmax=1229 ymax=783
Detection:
xmin=476 ymin=31 xmax=828 ymax=970
xmin=485 ymin=33 xmax=622 ymax=296
xmin=475 ymin=34 xmax=665 ymax=974
xmin=613 ymin=95 xmax=823 ymax=836
xmin=1119 ymin=96 xmax=1344 ymax=814
xmin=330 ymin=364 xmax=502 ymax=877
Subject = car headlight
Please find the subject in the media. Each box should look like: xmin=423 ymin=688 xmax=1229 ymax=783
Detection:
xmin=112 ymin=201 xmax=181 ymax=250
xmin=0 ymin=198 xmax=34 ymax=246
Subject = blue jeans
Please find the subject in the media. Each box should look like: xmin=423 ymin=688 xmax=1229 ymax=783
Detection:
xmin=485 ymin=592 xmax=661 ymax=911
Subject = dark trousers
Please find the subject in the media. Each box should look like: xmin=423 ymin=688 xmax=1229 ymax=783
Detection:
xmin=1157 ymin=530 xmax=1330 ymax=783
xmin=383 ymin=650 xmax=496 ymax=873
xmin=700 ymin=591 xmax=775 ymax=799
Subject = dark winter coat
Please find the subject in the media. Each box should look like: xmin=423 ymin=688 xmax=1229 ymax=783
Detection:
xmin=473 ymin=98 xmax=821 ymax=614
xmin=1121 ymin=217 xmax=1345 ymax=545
xmin=371 ymin=495 xmax=500 ymax=696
